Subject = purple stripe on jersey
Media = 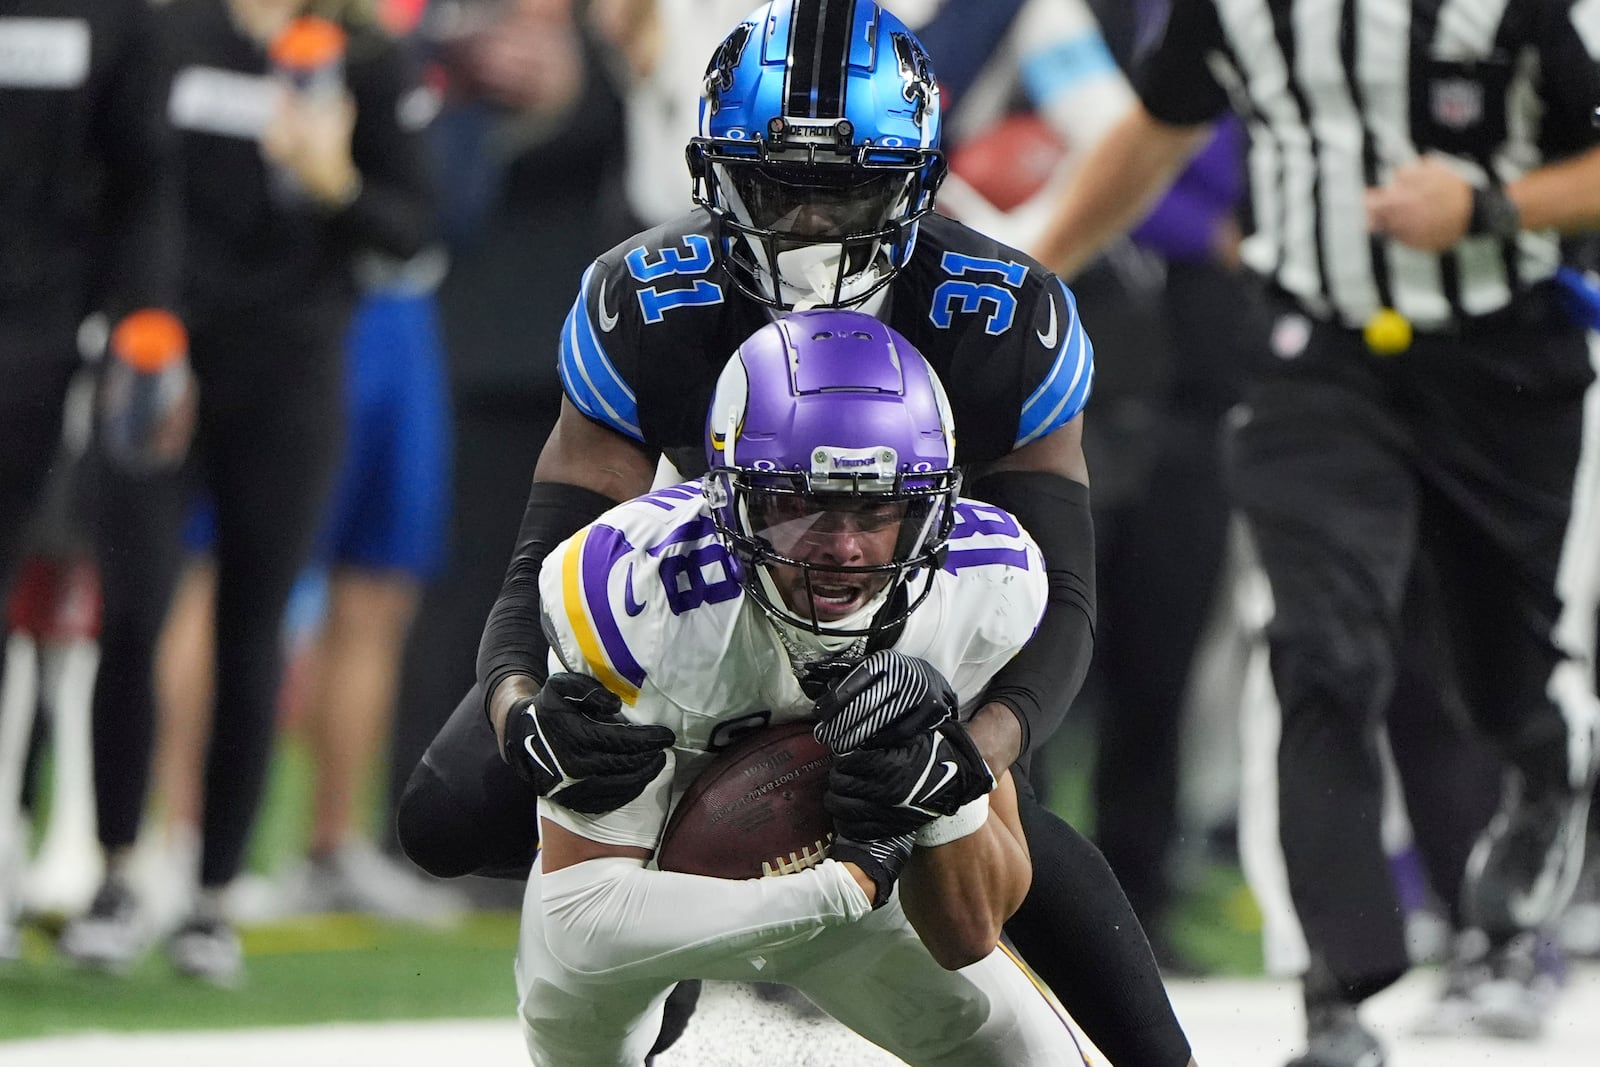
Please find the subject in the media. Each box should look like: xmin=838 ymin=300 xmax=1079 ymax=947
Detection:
xmin=942 ymin=546 xmax=1033 ymax=574
xmin=648 ymin=515 xmax=718 ymax=556
xmin=582 ymin=524 xmax=648 ymax=689
xmin=638 ymin=484 xmax=703 ymax=511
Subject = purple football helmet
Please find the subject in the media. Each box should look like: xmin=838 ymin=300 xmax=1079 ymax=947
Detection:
xmin=704 ymin=309 xmax=960 ymax=638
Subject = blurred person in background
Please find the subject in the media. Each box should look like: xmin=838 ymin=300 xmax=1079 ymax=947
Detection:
xmin=915 ymin=0 xmax=1134 ymax=249
xmin=0 ymin=0 xmax=182 ymax=960
xmin=147 ymin=282 xmax=459 ymax=926
xmin=1065 ymin=114 xmax=1268 ymax=979
xmin=383 ymin=0 xmax=636 ymax=864
xmin=913 ymin=0 xmax=1267 ymax=976
xmin=139 ymin=0 xmax=460 ymax=933
xmin=398 ymin=3 xmax=1199 ymax=1064
xmin=58 ymin=0 xmax=435 ymax=987
xmin=1557 ymin=232 xmax=1600 ymax=963
xmin=1032 ymin=2 xmax=1600 ymax=1064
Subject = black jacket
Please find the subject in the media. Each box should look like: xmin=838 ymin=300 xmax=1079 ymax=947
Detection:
xmin=0 ymin=0 xmax=181 ymax=332
xmin=160 ymin=0 xmax=436 ymax=335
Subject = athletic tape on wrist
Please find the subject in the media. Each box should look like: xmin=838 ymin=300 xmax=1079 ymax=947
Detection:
xmin=914 ymin=794 xmax=990 ymax=847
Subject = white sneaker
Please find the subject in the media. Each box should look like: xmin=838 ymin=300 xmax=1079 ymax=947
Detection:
xmin=169 ymin=912 xmax=243 ymax=988
xmin=125 ymin=822 xmax=199 ymax=938
xmin=1415 ymin=928 xmax=1563 ymax=1040
xmin=279 ymin=839 xmax=466 ymax=927
xmin=58 ymin=876 xmax=153 ymax=973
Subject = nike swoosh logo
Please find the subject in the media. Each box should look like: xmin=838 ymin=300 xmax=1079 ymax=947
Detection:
xmin=597 ymin=278 xmax=621 ymax=333
xmin=1036 ymin=294 xmax=1059 ymax=349
xmin=920 ymin=760 xmax=959 ymax=804
xmin=523 ymin=734 xmax=558 ymax=779
xmin=623 ymin=563 xmax=646 ymax=617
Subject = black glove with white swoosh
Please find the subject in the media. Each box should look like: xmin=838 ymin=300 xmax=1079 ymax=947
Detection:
xmin=505 ymin=673 xmax=676 ymax=815
xmin=824 ymin=721 xmax=995 ymax=841
xmin=812 ymin=650 xmax=959 ymax=754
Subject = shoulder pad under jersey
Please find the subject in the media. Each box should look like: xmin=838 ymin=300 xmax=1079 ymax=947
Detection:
xmin=891 ymin=215 xmax=1095 ymax=458
xmin=557 ymin=214 xmax=737 ymax=445
xmin=538 ymin=484 xmax=742 ymax=705
xmin=893 ymin=497 xmax=1049 ymax=704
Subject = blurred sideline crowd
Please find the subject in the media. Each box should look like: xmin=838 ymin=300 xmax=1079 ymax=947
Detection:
xmin=1 ymin=0 xmax=1598 ymax=1044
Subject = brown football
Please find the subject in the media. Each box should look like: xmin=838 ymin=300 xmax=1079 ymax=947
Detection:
xmin=656 ymin=720 xmax=835 ymax=880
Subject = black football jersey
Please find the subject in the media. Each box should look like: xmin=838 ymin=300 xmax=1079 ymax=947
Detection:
xmin=557 ymin=211 xmax=1093 ymax=474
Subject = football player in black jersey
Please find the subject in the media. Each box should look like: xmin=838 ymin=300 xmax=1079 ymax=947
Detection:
xmin=399 ymin=2 xmax=1194 ymax=1063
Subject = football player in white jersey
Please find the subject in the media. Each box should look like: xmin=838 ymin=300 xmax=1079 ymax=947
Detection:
xmin=514 ymin=309 xmax=1085 ymax=1065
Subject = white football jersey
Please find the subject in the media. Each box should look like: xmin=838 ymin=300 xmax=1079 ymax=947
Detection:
xmin=537 ymin=481 xmax=1048 ymax=850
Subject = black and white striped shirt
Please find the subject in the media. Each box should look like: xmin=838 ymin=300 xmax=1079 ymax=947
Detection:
xmin=1136 ymin=0 xmax=1600 ymax=330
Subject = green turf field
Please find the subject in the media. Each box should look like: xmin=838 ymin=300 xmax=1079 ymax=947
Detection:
xmin=1 ymin=912 xmax=519 ymax=1037
xmin=1 ymin=728 xmax=1262 ymax=1043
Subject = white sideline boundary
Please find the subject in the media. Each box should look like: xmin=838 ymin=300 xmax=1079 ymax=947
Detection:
xmin=3 ymin=967 xmax=1598 ymax=1065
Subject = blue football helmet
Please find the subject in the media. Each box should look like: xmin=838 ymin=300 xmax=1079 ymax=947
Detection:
xmin=704 ymin=309 xmax=960 ymax=639
xmin=687 ymin=0 xmax=947 ymax=311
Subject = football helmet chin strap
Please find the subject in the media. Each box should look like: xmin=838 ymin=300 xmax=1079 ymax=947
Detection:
xmin=745 ymin=238 xmax=894 ymax=311
xmin=756 ymin=565 xmax=892 ymax=660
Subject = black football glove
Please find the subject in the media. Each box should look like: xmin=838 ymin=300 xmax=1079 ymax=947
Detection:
xmin=828 ymin=833 xmax=915 ymax=910
xmin=825 ymin=721 xmax=996 ymax=841
xmin=505 ymin=673 xmax=676 ymax=815
xmin=812 ymin=650 xmax=959 ymax=755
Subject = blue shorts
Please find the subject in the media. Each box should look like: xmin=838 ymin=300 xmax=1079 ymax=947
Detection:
xmin=184 ymin=289 xmax=450 ymax=578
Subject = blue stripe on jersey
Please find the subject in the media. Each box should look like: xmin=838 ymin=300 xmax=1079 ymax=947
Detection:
xmin=557 ymin=265 xmax=643 ymax=441
xmin=1020 ymin=33 xmax=1119 ymax=106
xmin=1016 ymin=280 xmax=1094 ymax=448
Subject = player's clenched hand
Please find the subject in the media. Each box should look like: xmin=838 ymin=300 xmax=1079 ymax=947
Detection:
xmin=812 ymin=650 xmax=958 ymax=754
xmin=825 ymin=722 xmax=995 ymax=840
xmin=828 ymin=833 xmax=915 ymax=910
xmin=504 ymin=673 xmax=675 ymax=815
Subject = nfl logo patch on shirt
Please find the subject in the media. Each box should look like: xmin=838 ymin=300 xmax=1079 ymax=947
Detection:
xmin=0 ymin=18 xmax=89 ymax=88
xmin=1430 ymin=78 xmax=1483 ymax=130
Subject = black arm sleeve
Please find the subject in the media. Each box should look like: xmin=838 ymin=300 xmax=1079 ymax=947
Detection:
xmin=475 ymin=481 xmax=617 ymax=718
xmin=1531 ymin=0 xmax=1600 ymax=160
xmin=968 ymin=470 xmax=1096 ymax=766
xmin=1133 ymin=0 xmax=1233 ymax=127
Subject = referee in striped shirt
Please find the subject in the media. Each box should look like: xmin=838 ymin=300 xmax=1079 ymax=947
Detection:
xmin=1033 ymin=2 xmax=1600 ymax=1065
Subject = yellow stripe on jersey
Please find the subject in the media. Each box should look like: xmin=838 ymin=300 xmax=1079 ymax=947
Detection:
xmin=996 ymin=940 xmax=1092 ymax=1062
xmin=560 ymin=528 xmax=642 ymax=705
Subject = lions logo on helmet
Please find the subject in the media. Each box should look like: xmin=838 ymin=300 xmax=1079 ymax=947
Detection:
xmin=687 ymin=0 xmax=948 ymax=312
xmin=891 ymin=30 xmax=936 ymax=126
xmin=702 ymin=21 xmax=752 ymax=110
